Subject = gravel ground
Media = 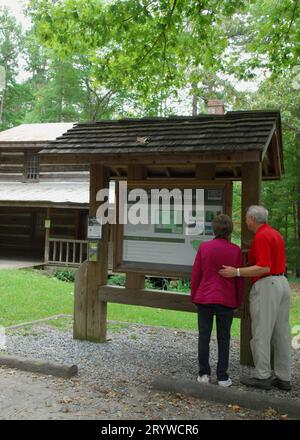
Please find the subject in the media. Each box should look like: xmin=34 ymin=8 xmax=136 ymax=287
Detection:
xmin=0 ymin=321 xmax=299 ymax=420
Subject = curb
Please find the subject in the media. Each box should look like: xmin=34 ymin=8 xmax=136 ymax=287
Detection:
xmin=0 ymin=353 xmax=78 ymax=379
xmin=152 ymin=375 xmax=300 ymax=419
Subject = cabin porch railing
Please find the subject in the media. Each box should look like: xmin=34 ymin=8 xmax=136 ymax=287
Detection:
xmin=46 ymin=238 xmax=88 ymax=267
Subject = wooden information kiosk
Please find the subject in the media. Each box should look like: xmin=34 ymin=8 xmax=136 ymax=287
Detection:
xmin=40 ymin=110 xmax=284 ymax=365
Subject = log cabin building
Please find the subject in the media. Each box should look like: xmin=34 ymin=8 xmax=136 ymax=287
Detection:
xmin=0 ymin=123 xmax=90 ymax=266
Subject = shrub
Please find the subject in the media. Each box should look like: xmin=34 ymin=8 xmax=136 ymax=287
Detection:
xmin=107 ymin=274 xmax=126 ymax=286
xmin=54 ymin=269 xmax=75 ymax=283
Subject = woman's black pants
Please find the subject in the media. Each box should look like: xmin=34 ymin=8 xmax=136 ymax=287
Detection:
xmin=197 ymin=304 xmax=234 ymax=381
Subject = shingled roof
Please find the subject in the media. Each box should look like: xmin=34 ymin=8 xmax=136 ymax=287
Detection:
xmin=40 ymin=110 xmax=282 ymax=158
xmin=0 ymin=123 xmax=75 ymax=144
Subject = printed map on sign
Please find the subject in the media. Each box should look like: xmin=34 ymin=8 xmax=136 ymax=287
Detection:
xmin=123 ymin=188 xmax=224 ymax=267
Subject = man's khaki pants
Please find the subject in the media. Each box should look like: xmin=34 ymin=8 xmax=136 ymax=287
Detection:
xmin=249 ymin=275 xmax=291 ymax=381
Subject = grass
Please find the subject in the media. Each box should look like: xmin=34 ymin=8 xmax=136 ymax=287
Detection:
xmin=0 ymin=269 xmax=299 ymax=338
xmin=0 ymin=270 xmax=73 ymax=327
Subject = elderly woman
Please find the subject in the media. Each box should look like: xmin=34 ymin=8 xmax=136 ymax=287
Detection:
xmin=191 ymin=214 xmax=244 ymax=387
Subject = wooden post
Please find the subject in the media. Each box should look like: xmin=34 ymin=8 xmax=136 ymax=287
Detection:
xmin=240 ymin=162 xmax=261 ymax=366
xmin=74 ymin=164 xmax=110 ymax=342
xmin=125 ymin=165 xmax=147 ymax=289
xmin=74 ymin=260 xmax=89 ymax=339
xmin=44 ymin=207 xmax=51 ymax=264
xmin=225 ymin=182 xmax=233 ymax=217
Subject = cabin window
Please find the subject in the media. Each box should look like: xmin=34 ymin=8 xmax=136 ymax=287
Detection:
xmin=24 ymin=154 xmax=40 ymax=181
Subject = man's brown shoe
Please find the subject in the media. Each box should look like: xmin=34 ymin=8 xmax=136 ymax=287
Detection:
xmin=240 ymin=376 xmax=273 ymax=390
xmin=272 ymin=377 xmax=292 ymax=391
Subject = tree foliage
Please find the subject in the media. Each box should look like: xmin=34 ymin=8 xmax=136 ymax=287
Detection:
xmin=0 ymin=7 xmax=25 ymax=127
xmin=253 ymin=74 xmax=300 ymax=276
xmin=27 ymin=0 xmax=247 ymax=109
xmin=0 ymin=1 xmax=299 ymax=273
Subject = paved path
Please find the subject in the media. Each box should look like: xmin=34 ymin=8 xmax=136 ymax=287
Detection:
xmin=0 ymin=258 xmax=43 ymax=270
xmin=0 ymin=366 xmax=266 ymax=420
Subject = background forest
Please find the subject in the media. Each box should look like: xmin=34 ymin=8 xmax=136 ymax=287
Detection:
xmin=0 ymin=0 xmax=299 ymax=275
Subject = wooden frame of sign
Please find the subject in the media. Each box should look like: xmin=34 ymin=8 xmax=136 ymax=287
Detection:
xmin=113 ymin=179 xmax=233 ymax=278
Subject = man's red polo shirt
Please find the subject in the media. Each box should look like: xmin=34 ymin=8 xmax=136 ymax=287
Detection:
xmin=248 ymin=223 xmax=286 ymax=284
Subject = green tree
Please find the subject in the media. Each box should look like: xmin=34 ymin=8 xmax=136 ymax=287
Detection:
xmin=22 ymin=30 xmax=132 ymax=122
xmin=24 ymin=55 xmax=85 ymax=122
xmin=27 ymin=0 xmax=246 ymax=113
xmin=0 ymin=7 xmax=26 ymax=128
xmin=222 ymin=0 xmax=300 ymax=81
xmin=249 ymin=72 xmax=300 ymax=276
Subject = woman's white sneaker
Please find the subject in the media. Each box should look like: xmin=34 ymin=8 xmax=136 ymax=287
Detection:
xmin=218 ymin=378 xmax=232 ymax=387
xmin=197 ymin=374 xmax=211 ymax=384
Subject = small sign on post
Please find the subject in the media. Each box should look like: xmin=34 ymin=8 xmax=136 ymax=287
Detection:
xmin=87 ymin=217 xmax=102 ymax=240
xmin=87 ymin=217 xmax=102 ymax=262
xmin=44 ymin=219 xmax=51 ymax=229
xmin=88 ymin=240 xmax=99 ymax=262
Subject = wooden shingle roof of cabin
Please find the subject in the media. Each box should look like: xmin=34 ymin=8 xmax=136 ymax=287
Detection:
xmin=40 ymin=111 xmax=284 ymax=180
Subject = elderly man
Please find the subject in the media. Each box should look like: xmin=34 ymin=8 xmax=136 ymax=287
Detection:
xmin=219 ymin=205 xmax=291 ymax=391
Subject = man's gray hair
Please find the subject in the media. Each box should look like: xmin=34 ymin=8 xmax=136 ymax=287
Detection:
xmin=246 ymin=205 xmax=269 ymax=224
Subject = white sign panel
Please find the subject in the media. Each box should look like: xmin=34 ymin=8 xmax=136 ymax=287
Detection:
xmin=122 ymin=188 xmax=224 ymax=268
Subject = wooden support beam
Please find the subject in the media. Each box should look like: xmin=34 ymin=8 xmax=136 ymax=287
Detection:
xmin=127 ymin=164 xmax=147 ymax=180
xmin=125 ymin=178 xmax=228 ymax=189
xmin=125 ymin=273 xmax=145 ymax=289
xmin=99 ymin=285 xmax=196 ymax=313
xmin=240 ymin=162 xmax=262 ymax=366
xmin=39 ymin=150 xmax=261 ymax=166
xmin=195 ymin=164 xmax=216 ymax=180
xmin=75 ymin=210 xmax=80 ymax=240
xmin=87 ymin=164 xmax=110 ymax=342
xmin=225 ymin=182 xmax=233 ymax=217
xmin=262 ymin=157 xmax=269 ymax=177
xmin=73 ymin=164 xmax=110 ymax=343
xmin=73 ymin=260 xmax=88 ymax=339
xmin=273 ymin=132 xmax=283 ymax=177
xmin=44 ymin=207 xmax=51 ymax=265
xmin=112 ymin=167 xmax=121 ymax=177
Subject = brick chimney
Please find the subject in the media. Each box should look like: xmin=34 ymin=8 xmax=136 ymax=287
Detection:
xmin=207 ymin=99 xmax=225 ymax=115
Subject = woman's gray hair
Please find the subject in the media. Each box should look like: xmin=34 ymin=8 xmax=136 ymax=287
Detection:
xmin=246 ymin=205 xmax=268 ymax=224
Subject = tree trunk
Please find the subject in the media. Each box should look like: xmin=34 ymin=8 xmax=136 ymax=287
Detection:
xmin=0 ymin=66 xmax=7 ymax=125
xmin=192 ymin=82 xmax=198 ymax=116
xmin=296 ymin=133 xmax=300 ymax=277
xmin=297 ymin=197 xmax=300 ymax=277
